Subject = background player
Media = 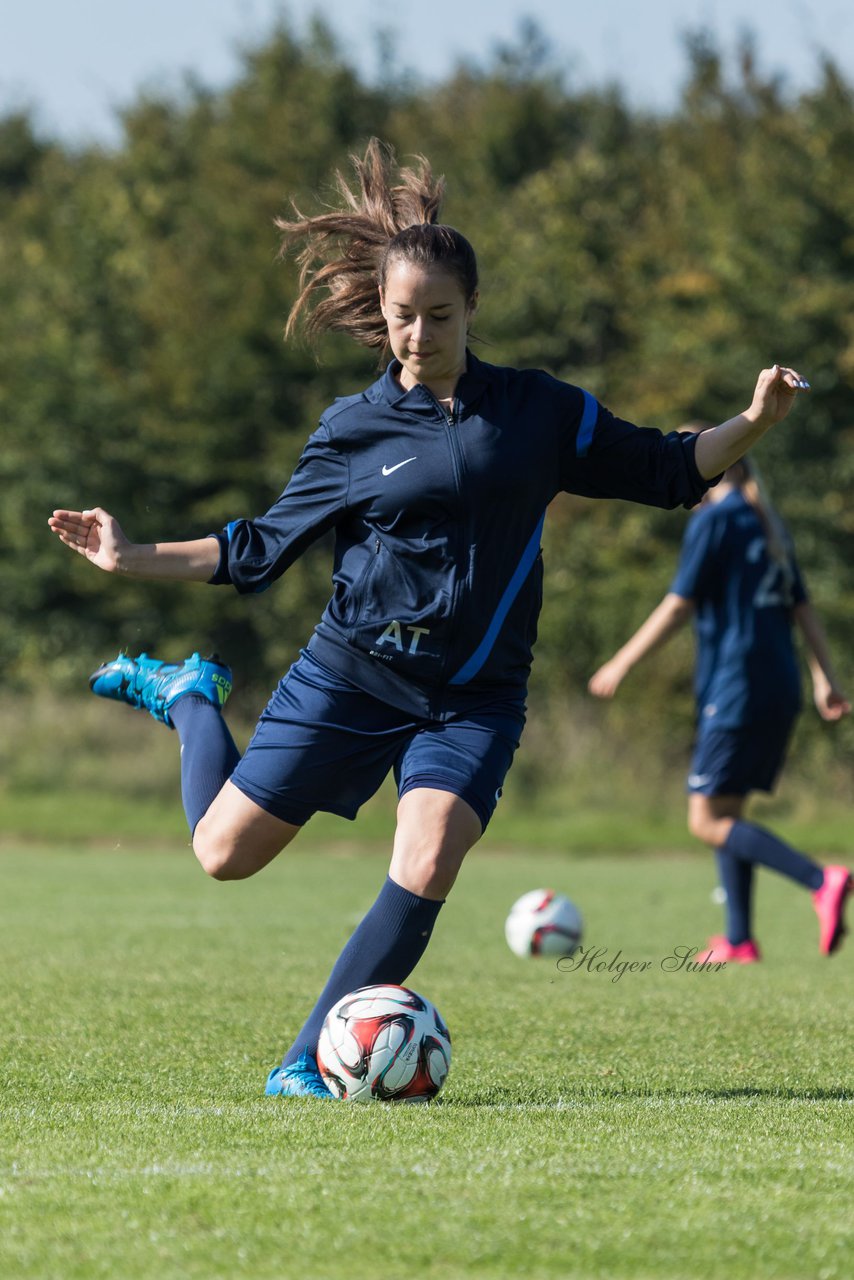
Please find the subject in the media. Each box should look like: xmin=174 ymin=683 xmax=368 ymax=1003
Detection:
xmin=589 ymin=444 xmax=851 ymax=961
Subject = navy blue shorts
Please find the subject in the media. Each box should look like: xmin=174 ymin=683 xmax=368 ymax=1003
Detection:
xmin=229 ymin=650 xmax=526 ymax=831
xmin=686 ymin=716 xmax=797 ymax=797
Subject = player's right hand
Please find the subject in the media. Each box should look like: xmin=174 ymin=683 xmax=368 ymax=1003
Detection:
xmin=588 ymin=660 xmax=625 ymax=699
xmin=48 ymin=507 xmax=129 ymax=573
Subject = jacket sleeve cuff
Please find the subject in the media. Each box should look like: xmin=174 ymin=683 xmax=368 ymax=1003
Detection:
xmin=206 ymin=532 xmax=232 ymax=585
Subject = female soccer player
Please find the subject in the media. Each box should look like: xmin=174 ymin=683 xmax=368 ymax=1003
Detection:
xmin=589 ymin=445 xmax=851 ymax=962
xmin=50 ymin=141 xmax=812 ymax=1095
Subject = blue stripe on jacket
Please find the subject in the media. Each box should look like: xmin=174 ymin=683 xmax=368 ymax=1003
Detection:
xmin=449 ymin=512 xmax=546 ymax=685
xmin=575 ymin=390 xmax=599 ymax=458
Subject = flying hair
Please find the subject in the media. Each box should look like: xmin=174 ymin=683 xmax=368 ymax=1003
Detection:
xmin=277 ymin=138 xmax=478 ymax=351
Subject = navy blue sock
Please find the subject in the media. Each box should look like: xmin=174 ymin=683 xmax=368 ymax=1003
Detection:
xmin=723 ymin=819 xmax=824 ymax=891
xmin=282 ymin=876 xmax=444 ymax=1068
xmin=168 ymin=695 xmax=241 ymax=833
xmin=714 ymin=850 xmax=755 ymax=945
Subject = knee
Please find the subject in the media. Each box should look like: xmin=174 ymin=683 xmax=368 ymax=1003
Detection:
xmin=391 ymin=842 xmax=465 ymax=899
xmin=413 ymin=848 xmax=454 ymax=898
xmin=192 ymin=824 xmax=245 ymax=881
xmin=688 ymin=809 xmax=734 ymax=848
xmin=392 ymin=791 xmax=482 ymax=898
xmin=687 ymin=810 xmax=712 ymax=844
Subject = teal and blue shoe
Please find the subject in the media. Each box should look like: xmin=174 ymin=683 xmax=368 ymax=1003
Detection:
xmin=265 ymin=1051 xmax=334 ymax=1099
xmin=89 ymin=651 xmax=232 ymax=728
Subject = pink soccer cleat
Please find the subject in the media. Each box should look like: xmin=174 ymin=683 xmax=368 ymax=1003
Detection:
xmin=812 ymin=865 xmax=852 ymax=955
xmin=698 ymin=935 xmax=761 ymax=964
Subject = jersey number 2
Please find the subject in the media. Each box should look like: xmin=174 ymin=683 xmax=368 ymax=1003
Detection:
xmin=747 ymin=536 xmax=792 ymax=608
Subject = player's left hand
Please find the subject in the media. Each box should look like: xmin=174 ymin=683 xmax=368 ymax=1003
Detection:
xmin=748 ymin=365 xmax=810 ymax=427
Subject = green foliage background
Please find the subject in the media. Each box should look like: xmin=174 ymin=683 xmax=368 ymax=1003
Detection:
xmin=3 ymin=20 xmax=853 ymax=801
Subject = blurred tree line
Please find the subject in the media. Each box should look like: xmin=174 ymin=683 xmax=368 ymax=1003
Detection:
xmin=2 ymin=20 xmax=853 ymax=790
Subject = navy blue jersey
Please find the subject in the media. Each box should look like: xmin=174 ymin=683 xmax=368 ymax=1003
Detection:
xmin=670 ymin=490 xmax=807 ymax=728
xmin=210 ymin=351 xmax=711 ymax=718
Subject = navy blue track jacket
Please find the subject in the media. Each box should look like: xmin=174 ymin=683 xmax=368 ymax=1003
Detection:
xmin=210 ymin=352 xmax=712 ymax=718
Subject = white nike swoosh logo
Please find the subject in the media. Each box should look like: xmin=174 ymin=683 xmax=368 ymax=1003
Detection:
xmin=381 ymin=457 xmax=417 ymax=476
xmin=688 ymin=774 xmax=712 ymax=787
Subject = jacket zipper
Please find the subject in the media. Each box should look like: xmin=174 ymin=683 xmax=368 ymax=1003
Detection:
xmin=431 ymin=393 xmax=471 ymax=684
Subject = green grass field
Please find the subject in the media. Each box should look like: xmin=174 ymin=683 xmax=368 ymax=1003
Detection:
xmin=1 ymin=842 xmax=851 ymax=1279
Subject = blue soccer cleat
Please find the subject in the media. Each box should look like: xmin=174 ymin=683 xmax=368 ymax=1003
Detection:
xmin=89 ymin=651 xmax=233 ymax=728
xmin=265 ymin=1051 xmax=334 ymax=1099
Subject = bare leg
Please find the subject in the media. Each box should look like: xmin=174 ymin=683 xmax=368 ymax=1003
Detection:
xmin=687 ymin=793 xmax=744 ymax=847
xmin=389 ymin=786 xmax=484 ymax=898
xmin=192 ymin=780 xmax=301 ymax=880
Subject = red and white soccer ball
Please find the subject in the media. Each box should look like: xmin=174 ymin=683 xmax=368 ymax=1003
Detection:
xmin=317 ymin=984 xmax=452 ymax=1103
xmin=505 ymin=888 xmax=583 ymax=957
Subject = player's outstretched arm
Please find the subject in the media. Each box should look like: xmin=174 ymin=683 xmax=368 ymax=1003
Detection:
xmin=693 ymin=365 xmax=810 ymax=480
xmin=48 ymin=507 xmax=220 ymax=582
xmin=793 ymin=601 xmax=851 ymax=722
xmin=588 ymin=592 xmax=694 ymax=698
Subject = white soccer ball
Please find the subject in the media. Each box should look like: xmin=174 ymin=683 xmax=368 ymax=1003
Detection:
xmin=317 ymin=984 xmax=451 ymax=1103
xmin=505 ymin=888 xmax=583 ymax=957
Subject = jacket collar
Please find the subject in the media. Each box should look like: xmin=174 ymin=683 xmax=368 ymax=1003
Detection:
xmin=371 ymin=349 xmax=492 ymax=411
